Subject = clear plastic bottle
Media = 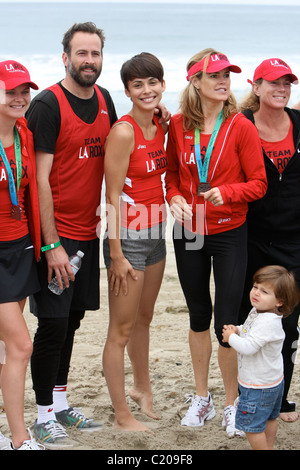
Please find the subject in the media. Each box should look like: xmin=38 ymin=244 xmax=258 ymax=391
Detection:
xmin=48 ymin=250 xmax=84 ymax=295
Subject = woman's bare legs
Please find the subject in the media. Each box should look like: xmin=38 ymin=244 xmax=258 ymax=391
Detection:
xmin=127 ymin=259 xmax=165 ymax=419
xmin=103 ymin=258 xmax=165 ymax=431
xmin=0 ymin=299 xmax=33 ymax=448
xmin=103 ymin=272 xmax=151 ymax=431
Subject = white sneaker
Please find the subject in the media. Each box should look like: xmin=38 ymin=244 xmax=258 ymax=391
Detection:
xmin=181 ymin=393 xmax=216 ymax=427
xmin=0 ymin=431 xmax=11 ymax=450
xmin=10 ymin=429 xmax=45 ymax=450
xmin=222 ymin=404 xmax=245 ymax=438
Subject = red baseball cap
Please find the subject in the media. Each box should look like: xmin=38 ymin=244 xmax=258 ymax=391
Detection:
xmin=250 ymin=58 xmax=298 ymax=84
xmin=187 ymin=53 xmax=241 ymax=81
xmin=0 ymin=60 xmax=38 ymax=90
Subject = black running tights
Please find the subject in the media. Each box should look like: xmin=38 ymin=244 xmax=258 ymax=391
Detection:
xmin=30 ymin=309 xmax=85 ymax=406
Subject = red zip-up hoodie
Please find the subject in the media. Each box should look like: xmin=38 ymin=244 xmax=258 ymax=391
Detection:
xmin=165 ymin=112 xmax=267 ymax=235
xmin=17 ymin=117 xmax=41 ymax=260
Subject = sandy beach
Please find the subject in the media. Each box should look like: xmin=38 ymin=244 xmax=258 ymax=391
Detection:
xmin=1 ymin=234 xmax=299 ymax=452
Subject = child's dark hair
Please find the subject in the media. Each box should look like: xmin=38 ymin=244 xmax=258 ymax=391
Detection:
xmin=253 ymin=265 xmax=300 ymax=317
xmin=120 ymin=52 xmax=164 ymax=90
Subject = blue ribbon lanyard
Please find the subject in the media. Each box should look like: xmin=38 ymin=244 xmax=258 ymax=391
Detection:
xmin=194 ymin=111 xmax=223 ymax=184
xmin=0 ymin=126 xmax=22 ymax=207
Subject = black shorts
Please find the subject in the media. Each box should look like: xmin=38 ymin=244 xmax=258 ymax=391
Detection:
xmin=0 ymin=233 xmax=40 ymax=303
xmin=173 ymin=222 xmax=247 ymax=345
xmin=30 ymin=237 xmax=100 ymax=318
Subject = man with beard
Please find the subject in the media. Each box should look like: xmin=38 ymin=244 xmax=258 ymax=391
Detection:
xmin=26 ymin=22 xmax=118 ymax=449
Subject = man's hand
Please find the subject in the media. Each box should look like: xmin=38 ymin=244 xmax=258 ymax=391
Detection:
xmin=45 ymin=244 xmax=74 ymax=289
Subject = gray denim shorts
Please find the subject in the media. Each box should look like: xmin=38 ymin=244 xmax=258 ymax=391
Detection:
xmin=103 ymin=222 xmax=166 ymax=271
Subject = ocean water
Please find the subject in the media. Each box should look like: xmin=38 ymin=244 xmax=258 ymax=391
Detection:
xmin=0 ymin=1 xmax=300 ymax=115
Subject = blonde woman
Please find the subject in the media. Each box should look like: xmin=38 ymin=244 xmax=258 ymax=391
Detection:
xmin=239 ymin=58 xmax=300 ymax=423
xmin=165 ymin=48 xmax=267 ymax=436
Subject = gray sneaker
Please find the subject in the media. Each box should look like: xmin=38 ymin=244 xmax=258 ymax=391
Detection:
xmin=55 ymin=407 xmax=102 ymax=432
xmin=33 ymin=420 xmax=74 ymax=450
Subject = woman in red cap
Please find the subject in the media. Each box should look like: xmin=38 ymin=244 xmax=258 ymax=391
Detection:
xmin=239 ymin=58 xmax=300 ymax=424
xmin=0 ymin=60 xmax=42 ymax=449
xmin=165 ymin=48 xmax=267 ymax=436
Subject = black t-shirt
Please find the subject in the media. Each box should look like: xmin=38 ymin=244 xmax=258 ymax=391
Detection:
xmin=26 ymin=81 xmax=118 ymax=154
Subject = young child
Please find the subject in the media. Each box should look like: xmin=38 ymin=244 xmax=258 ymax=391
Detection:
xmin=222 ymin=265 xmax=299 ymax=450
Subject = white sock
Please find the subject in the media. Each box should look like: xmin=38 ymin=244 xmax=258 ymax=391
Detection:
xmin=37 ymin=404 xmax=56 ymax=424
xmin=53 ymin=385 xmax=69 ymax=413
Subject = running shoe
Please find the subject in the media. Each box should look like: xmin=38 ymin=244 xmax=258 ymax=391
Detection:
xmin=56 ymin=407 xmax=102 ymax=432
xmin=222 ymin=404 xmax=245 ymax=437
xmin=9 ymin=428 xmax=45 ymax=450
xmin=33 ymin=419 xmax=74 ymax=449
xmin=181 ymin=393 xmax=216 ymax=427
xmin=0 ymin=430 xmax=11 ymax=450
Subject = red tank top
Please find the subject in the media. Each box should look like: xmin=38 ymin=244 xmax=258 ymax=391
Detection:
xmin=118 ymin=115 xmax=167 ymax=230
xmin=0 ymin=143 xmax=31 ymax=241
xmin=260 ymin=120 xmax=295 ymax=173
xmin=48 ymin=84 xmax=111 ymax=240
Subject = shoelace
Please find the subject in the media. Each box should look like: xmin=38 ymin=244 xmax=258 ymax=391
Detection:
xmin=69 ymin=407 xmax=92 ymax=423
xmin=0 ymin=432 xmax=8 ymax=441
xmin=224 ymin=405 xmax=238 ymax=427
xmin=15 ymin=428 xmax=45 ymax=450
xmin=45 ymin=420 xmax=69 ymax=438
xmin=19 ymin=439 xmax=44 ymax=450
xmin=183 ymin=394 xmax=209 ymax=417
xmin=183 ymin=393 xmax=195 ymax=405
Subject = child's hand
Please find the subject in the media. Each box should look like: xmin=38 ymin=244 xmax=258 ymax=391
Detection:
xmin=222 ymin=324 xmax=238 ymax=342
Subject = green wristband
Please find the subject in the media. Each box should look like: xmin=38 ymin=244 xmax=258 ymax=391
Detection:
xmin=41 ymin=241 xmax=61 ymax=252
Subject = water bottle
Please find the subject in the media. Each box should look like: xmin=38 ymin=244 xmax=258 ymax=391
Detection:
xmin=48 ymin=250 xmax=84 ymax=295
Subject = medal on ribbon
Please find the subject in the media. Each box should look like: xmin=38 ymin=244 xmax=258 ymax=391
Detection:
xmin=195 ymin=111 xmax=223 ymax=196
xmin=0 ymin=127 xmax=22 ymax=220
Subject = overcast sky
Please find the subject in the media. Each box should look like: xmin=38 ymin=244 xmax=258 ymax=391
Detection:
xmin=1 ymin=0 xmax=298 ymax=4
